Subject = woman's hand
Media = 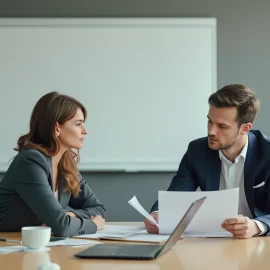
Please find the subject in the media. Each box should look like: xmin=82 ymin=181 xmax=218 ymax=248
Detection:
xmin=66 ymin=211 xmax=78 ymax=218
xmin=41 ymin=223 xmax=54 ymax=235
xmin=91 ymin=215 xmax=105 ymax=231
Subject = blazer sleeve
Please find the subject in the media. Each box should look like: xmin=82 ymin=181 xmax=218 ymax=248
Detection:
xmin=253 ymin=179 xmax=270 ymax=235
xmin=151 ymin=142 xmax=199 ymax=212
xmin=14 ymin=151 xmax=98 ymax=237
xmin=254 ymin=216 xmax=270 ymax=235
xmin=65 ymin=173 xmax=106 ymax=219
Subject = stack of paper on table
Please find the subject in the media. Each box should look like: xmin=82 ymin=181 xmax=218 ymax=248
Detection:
xmin=0 ymin=246 xmax=26 ymax=254
xmin=47 ymin=238 xmax=100 ymax=246
xmin=73 ymin=225 xmax=169 ymax=243
xmin=0 ymin=239 xmax=100 ymax=254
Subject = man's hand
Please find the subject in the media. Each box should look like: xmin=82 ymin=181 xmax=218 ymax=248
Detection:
xmin=144 ymin=212 xmax=159 ymax=234
xmin=91 ymin=215 xmax=105 ymax=231
xmin=221 ymin=215 xmax=261 ymax=239
xmin=66 ymin=211 xmax=78 ymax=218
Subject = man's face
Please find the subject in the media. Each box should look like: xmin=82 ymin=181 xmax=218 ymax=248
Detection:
xmin=207 ymin=105 xmax=241 ymax=150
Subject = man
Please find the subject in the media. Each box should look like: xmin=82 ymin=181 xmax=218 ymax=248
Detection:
xmin=145 ymin=84 xmax=270 ymax=238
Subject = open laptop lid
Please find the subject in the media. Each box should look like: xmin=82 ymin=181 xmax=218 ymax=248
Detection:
xmin=157 ymin=196 xmax=206 ymax=258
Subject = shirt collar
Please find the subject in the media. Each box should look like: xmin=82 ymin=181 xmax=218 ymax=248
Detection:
xmin=219 ymin=135 xmax=249 ymax=164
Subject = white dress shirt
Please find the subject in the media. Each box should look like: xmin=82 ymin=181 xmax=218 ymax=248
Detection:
xmin=54 ymin=190 xmax=58 ymax=200
xmin=219 ymin=137 xmax=268 ymax=235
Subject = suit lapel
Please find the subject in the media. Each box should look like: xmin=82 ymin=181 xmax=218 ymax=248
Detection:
xmin=46 ymin=156 xmax=71 ymax=208
xmin=244 ymin=132 xmax=260 ymax=216
xmin=205 ymin=148 xmax=221 ymax=191
xmin=46 ymin=156 xmax=53 ymax=191
xmin=58 ymin=172 xmax=71 ymax=208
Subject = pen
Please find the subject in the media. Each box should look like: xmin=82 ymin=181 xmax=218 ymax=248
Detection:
xmin=0 ymin=238 xmax=22 ymax=244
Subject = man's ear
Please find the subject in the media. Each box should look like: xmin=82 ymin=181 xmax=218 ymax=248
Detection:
xmin=54 ymin=122 xmax=61 ymax=137
xmin=240 ymin=123 xmax=252 ymax=135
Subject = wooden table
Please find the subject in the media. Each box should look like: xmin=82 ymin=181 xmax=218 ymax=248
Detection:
xmin=1 ymin=223 xmax=270 ymax=270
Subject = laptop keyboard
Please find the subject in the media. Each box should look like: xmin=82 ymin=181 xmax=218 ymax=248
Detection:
xmin=110 ymin=244 xmax=162 ymax=257
xmin=76 ymin=243 xmax=164 ymax=259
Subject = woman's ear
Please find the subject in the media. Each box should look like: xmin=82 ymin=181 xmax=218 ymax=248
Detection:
xmin=54 ymin=122 xmax=61 ymax=137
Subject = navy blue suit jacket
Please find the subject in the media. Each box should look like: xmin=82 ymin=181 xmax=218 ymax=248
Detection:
xmin=151 ymin=130 xmax=270 ymax=235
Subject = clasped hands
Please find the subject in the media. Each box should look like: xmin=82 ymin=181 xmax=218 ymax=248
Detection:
xmin=41 ymin=211 xmax=105 ymax=231
xmin=66 ymin=212 xmax=105 ymax=231
xmin=144 ymin=213 xmax=261 ymax=238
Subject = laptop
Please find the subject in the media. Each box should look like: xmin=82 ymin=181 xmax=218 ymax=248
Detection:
xmin=74 ymin=196 xmax=206 ymax=260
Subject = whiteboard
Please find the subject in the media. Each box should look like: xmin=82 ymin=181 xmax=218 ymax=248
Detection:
xmin=0 ymin=18 xmax=216 ymax=172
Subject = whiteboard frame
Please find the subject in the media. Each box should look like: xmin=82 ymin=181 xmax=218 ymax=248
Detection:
xmin=0 ymin=18 xmax=217 ymax=172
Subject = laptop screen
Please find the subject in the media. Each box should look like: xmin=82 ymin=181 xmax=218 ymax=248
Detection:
xmin=158 ymin=196 xmax=206 ymax=257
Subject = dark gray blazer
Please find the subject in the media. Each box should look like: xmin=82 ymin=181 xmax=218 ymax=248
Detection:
xmin=0 ymin=147 xmax=106 ymax=236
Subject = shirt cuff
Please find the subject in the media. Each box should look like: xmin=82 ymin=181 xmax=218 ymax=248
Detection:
xmin=253 ymin=220 xmax=268 ymax=235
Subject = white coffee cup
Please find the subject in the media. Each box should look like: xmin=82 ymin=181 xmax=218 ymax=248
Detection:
xmin=22 ymin=226 xmax=51 ymax=249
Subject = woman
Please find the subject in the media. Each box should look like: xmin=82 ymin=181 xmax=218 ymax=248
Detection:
xmin=0 ymin=92 xmax=105 ymax=236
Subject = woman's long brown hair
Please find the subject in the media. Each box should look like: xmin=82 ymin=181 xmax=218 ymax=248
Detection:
xmin=14 ymin=92 xmax=87 ymax=195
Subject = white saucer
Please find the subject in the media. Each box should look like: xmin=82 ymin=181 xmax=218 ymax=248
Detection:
xmin=23 ymin=247 xmax=51 ymax=252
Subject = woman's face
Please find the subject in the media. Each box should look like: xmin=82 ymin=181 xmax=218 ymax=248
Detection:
xmin=56 ymin=108 xmax=87 ymax=150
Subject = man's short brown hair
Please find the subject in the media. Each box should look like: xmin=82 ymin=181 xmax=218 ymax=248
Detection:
xmin=208 ymin=84 xmax=260 ymax=125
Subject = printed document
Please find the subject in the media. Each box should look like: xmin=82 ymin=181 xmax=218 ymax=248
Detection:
xmin=159 ymin=188 xmax=239 ymax=235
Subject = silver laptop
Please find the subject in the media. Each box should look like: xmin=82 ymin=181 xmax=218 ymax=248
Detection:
xmin=74 ymin=196 xmax=206 ymax=260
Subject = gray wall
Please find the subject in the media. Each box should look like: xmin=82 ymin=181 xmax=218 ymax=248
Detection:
xmin=0 ymin=0 xmax=270 ymax=221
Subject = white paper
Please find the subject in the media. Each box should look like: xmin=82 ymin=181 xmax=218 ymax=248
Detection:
xmin=0 ymin=246 xmax=27 ymax=254
xmin=116 ymin=230 xmax=169 ymax=243
xmin=75 ymin=227 xmax=169 ymax=243
xmin=0 ymin=239 xmax=100 ymax=254
xmin=74 ymin=225 xmax=145 ymax=239
xmin=47 ymin=238 xmax=100 ymax=246
xmin=159 ymin=188 xmax=239 ymax=234
xmin=183 ymin=231 xmax=233 ymax=238
xmin=128 ymin=196 xmax=159 ymax=227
